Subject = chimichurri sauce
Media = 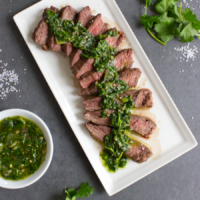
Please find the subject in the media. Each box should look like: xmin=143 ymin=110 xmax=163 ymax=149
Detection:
xmin=0 ymin=116 xmax=47 ymax=180
xmin=45 ymin=10 xmax=135 ymax=172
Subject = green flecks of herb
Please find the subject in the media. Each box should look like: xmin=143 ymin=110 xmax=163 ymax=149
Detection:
xmin=65 ymin=182 xmax=94 ymax=200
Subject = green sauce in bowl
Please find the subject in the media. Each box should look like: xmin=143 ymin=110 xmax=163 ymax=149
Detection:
xmin=0 ymin=116 xmax=47 ymax=180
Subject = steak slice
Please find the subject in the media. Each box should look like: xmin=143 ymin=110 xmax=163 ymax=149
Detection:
xmin=85 ymin=123 xmax=153 ymax=163
xmin=83 ymin=88 xmax=153 ymax=111
xmin=69 ymin=48 xmax=83 ymax=68
xmin=105 ymin=28 xmax=125 ymax=49
xmin=129 ymin=115 xmax=156 ymax=138
xmin=79 ymin=68 xmax=141 ymax=97
xmin=43 ymin=6 xmax=59 ymax=19
xmin=120 ymin=88 xmax=153 ymax=108
xmin=72 ymin=58 xmax=94 ymax=79
xmin=76 ymin=6 xmax=93 ymax=27
xmin=79 ymin=71 xmax=104 ymax=89
xmin=60 ymin=6 xmax=78 ymax=56
xmin=114 ymin=49 xmax=134 ymax=71
xmin=47 ymin=34 xmax=62 ymax=52
xmin=85 ymin=111 xmax=156 ymax=138
xmin=79 ymin=49 xmax=134 ymax=88
xmin=32 ymin=20 xmax=48 ymax=45
xmin=59 ymin=5 xmax=77 ymax=20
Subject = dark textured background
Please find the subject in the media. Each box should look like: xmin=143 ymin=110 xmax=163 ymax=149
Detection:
xmin=0 ymin=0 xmax=200 ymax=199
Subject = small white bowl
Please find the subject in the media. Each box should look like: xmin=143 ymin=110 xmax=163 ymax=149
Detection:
xmin=0 ymin=109 xmax=53 ymax=189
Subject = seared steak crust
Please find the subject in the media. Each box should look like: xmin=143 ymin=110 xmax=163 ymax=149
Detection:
xmin=60 ymin=6 xmax=77 ymax=20
xmin=85 ymin=123 xmax=153 ymax=163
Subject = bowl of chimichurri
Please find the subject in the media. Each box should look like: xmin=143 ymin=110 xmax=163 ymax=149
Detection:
xmin=0 ymin=109 xmax=53 ymax=189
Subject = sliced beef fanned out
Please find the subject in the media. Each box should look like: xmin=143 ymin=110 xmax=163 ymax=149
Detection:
xmin=73 ymin=30 xmax=125 ymax=79
xmin=83 ymin=88 xmax=153 ymax=111
xmin=32 ymin=20 xmax=48 ymax=45
xmin=70 ymin=13 xmax=108 ymax=68
xmin=85 ymin=111 xmax=156 ymax=138
xmin=79 ymin=49 xmax=134 ymax=89
xmin=120 ymin=88 xmax=153 ymax=108
xmin=60 ymin=6 xmax=78 ymax=56
xmin=85 ymin=123 xmax=153 ymax=163
xmin=43 ymin=6 xmax=59 ymax=19
xmin=79 ymin=67 xmax=141 ymax=97
xmin=129 ymin=115 xmax=156 ymax=138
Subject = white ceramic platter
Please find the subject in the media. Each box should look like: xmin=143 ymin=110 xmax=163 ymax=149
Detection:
xmin=13 ymin=0 xmax=197 ymax=196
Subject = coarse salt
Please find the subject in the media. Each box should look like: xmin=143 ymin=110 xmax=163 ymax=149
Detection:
xmin=174 ymin=43 xmax=198 ymax=61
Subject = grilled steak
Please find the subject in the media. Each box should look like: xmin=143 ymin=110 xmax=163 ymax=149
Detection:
xmin=48 ymin=34 xmax=62 ymax=52
xmin=73 ymin=30 xmax=125 ymax=79
xmin=120 ymin=88 xmax=153 ymax=108
xmin=72 ymin=58 xmax=94 ymax=79
xmin=76 ymin=6 xmax=93 ymax=27
xmin=79 ymin=49 xmax=134 ymax=88
xmin=32 ymin=20 xmax=48 ymax=45
xmin=60 ymin=6 xmax=78 ymax=56
xmin=85 ymin=111 xmax=156 ymax=138
xmin=114 ymin=49 xmax=134 ymax=71
xmin=43 ymin=6 xmax=59 ymax=19
xmin=83 ymin=88 xmax=152 ymax=111
xmin=85 ymin=123 xmax=153 ymax=163
xmin=79 ymin=68 xmax=141 ymax=97
xmin=59 ymin=6 xmax=77 ymax=20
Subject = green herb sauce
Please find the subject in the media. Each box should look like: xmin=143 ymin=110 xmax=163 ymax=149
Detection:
xmin=45 ymin=10 xmax=135 ymax=172
xmin=0 ymin=116 xmax=47 ymax=180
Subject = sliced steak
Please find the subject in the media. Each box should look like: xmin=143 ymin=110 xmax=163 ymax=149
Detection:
xmin=79 ymin=49 xmax=134 ymax=88
xmin=78 ymin=83 xmax=98 ymax=97
xmin=83 ymin=88 xmax=153 ymax=111
xmin=48 ymin=34 xmax=62 ymax=52
xmin=99 ymin=23 xmax=109 ymax=35
xmin=120 ymin=88 xmax=153 ymax=108
xmin=85 ymin=123 xmax=111 ymax=142
xmin=119 ymin=68 xmax=141 ymax=88
xmin=60 ymin=6 xmax=78 ymax=56
xmin=32 ymin=20 xmax=48 ymax=45
xmin=59 ymin=6 xmax=77 ymax=20
xmin=76 ymin=6 xmax=93 ymax=27
xmin=129 ymin=115 xmax=156 ymax=138
xmin=85 ymin=123 xmax=153 ymax=163
xmin=114 ymin=49 xmax=134 ymax=71
xmin=78 ymin=65 xmax=140 ymax=97
xmin=79 ymin=71 xmax=104 ymax=89
xmin=83 ymin=96 xmax=102 ymax=111
xmin=72 ymin=58 xmax=94 ymax=79
xmin=85 ymin=111 xmax=156 ymax=138
xmin=87 ymin=14 xmax=104 ymax=36
xmin=105 ymin=29 xmax=125 ymax=49
xmin=69 ymin=48 xmax=83 ymax=68
xmin=43 ymin=6 xmax=59 ymax=19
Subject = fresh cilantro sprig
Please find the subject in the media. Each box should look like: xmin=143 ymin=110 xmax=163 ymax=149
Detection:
xmin=140 ymin=0 xmax=200 ymax=45
xmin=65 ymin=182 xmax=94 ymax=200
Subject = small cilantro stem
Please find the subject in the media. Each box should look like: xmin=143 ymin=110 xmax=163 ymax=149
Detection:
xmin=146 ymin=28 xmax=166 ymax=46
xmin=145 ymin=1 xmax=148 ymax=15
xmin=179 ymin=3 xmax=183 ymax=22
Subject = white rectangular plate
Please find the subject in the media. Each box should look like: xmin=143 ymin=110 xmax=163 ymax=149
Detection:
xmin=14 ymin=0 xmax=197 ymax=196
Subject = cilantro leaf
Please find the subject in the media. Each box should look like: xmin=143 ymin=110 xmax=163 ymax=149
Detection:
xmin=65 ymin=182 xmax=93 ymax=200
xmin=154 ymin=17 xmax=177 ymax=43
xmin=146 ymin=0 xmax=153 ymax=6
xmin=140 ymin=15 xmax=158 ymax=29
xmin=76 ymin=182 xmax=94 ymax=198
xmin=155 ymin=0 xmax=180 ymax=14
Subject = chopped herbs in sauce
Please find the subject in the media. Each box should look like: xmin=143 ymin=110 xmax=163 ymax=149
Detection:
xmin=0 ymin=116 xmax=47 ymax=180
xmin=45 ymin=10 xmax=135 ymax=172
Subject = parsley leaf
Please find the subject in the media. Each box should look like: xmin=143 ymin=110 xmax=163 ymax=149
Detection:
xmin=155 ymin=0 xmax=180 ymax=14
xmin=140 ymin=15 xmax=158 ymax=29
xmin=154 ymin=17 xmax=177 ymax=43
xmin=65 ymin=182 xmax=93 ymax=200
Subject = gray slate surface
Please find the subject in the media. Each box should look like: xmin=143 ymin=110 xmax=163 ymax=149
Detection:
xmin=0 ymin=0 xmax=200 ymax=199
